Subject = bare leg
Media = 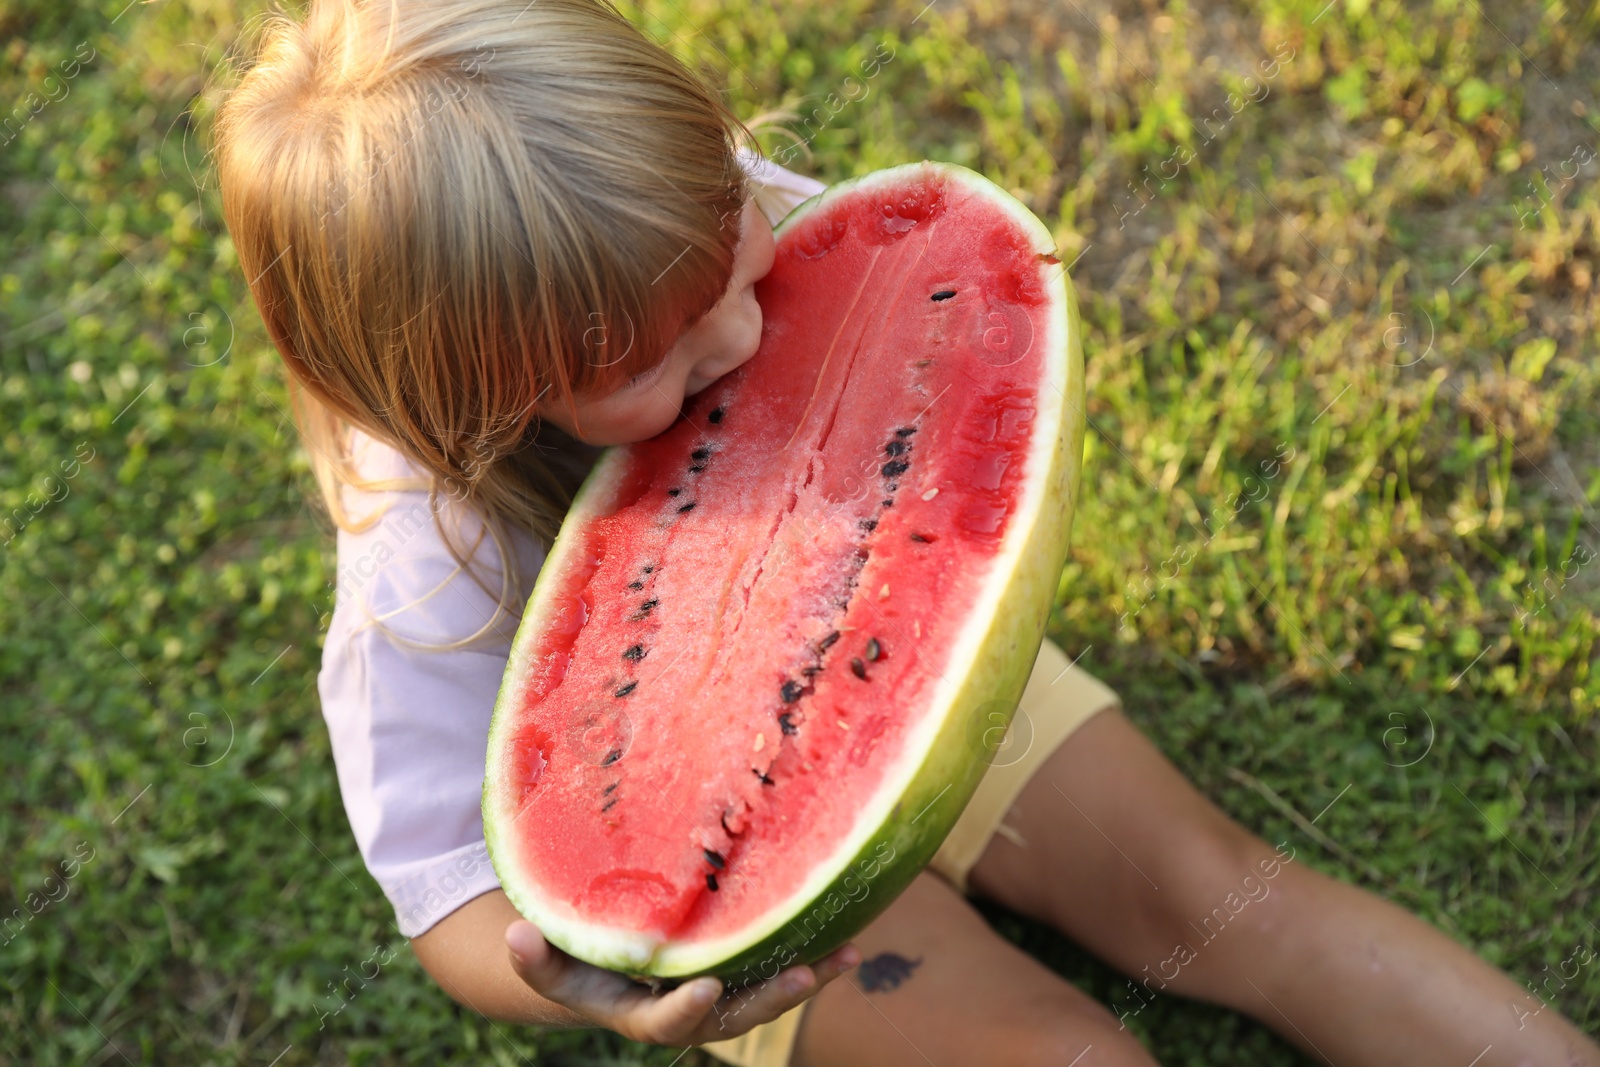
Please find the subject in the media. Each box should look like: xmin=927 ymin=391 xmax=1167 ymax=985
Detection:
xmin=790 ymin=870 xmax=1160 ymax=1067
xmin=966 ymin=708 xmax=1600 ymax=1066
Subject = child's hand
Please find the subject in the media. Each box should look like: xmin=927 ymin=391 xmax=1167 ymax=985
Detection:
xmin=505 ymin=919 xmax=860 ymax=1045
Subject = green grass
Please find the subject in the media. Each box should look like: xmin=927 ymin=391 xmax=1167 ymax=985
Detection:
xmin=2 ymin=0 xmax=1597 ymax=1062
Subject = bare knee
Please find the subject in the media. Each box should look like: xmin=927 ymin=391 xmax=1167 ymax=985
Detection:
xmin=1132 ymin=813 xmax=1300 ymax=995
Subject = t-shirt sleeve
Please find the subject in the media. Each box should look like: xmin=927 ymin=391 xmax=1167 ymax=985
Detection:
xmin=316 ymin=434 xmax=545 ymax=937
xmin=737 ymin=145 xmax=828 ymax=226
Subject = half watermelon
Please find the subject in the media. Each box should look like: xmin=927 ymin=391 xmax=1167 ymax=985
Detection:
xmin=484 ymin=160 xmax=1085 ymax=985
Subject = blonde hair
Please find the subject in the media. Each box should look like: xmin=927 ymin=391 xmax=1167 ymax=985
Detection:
xmin=214 ymin=0 xmax=794 ymax=643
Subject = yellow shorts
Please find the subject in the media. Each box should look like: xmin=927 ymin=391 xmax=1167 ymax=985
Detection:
xmin=699 ymin=637 xmax=1120 ymax=1067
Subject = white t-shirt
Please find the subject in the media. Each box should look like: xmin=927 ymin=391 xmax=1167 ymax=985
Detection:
xmin=316 ymin=149 xmax=827 ymax=938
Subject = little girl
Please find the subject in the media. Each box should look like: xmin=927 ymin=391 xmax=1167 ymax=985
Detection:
xmin=214 ymin=1 xmax=1599 ymax=1064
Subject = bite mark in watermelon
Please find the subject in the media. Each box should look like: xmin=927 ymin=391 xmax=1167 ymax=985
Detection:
xmin=484 ymin=160 xmax=1086 ymax=984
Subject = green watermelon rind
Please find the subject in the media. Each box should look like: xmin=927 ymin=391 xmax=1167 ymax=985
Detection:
xmin=483 ymin=160 xmax=1086 ymax=989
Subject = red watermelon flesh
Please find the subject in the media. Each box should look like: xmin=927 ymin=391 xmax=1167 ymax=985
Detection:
xmin=485 ymin=161 xmax=1084 ymax=980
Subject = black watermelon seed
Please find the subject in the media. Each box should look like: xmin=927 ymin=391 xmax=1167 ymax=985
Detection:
xmin=887 ymin=482 xmax=899 ymax=492
xmin=642 ymin=565 xmax=654 ymax=573
xmin=819 ymin=630 xmax=841 ymax=651
xmin=602 ymin=748 xmax=624 ymax=766
xmin=780 ymin=680 xmax=804 ymax=703
xmin=931 ymin=290 xmax=957 ymax=301
xmin=859 ymin=518 xmax=878 ymax=532
xmin=603 ymin=781 xmax=619 ymax=795
xmin=667 ymin=487 xmax=682 ymax=497
xmin=623 ymin=644 xmax=645 ymax=661
xmin=882 ymin=459 xmax=910 ymax=478
xmin=801 ymin=665 xmax=821 ymax=677
xmin=688 ymin=464 xmax=706 ymax=473
xmin=896 ymin=426 xmax=917 ymax=437
xmin=753 ymin=768 xmax=774 ymax=785
xmin=704 ymin=848 xmax=726 ymax=869
xmin=866 ymin=637 xmax=882 ymax=661
xmin=678 ymin=501 xmax=697 ymax=513
xmin=882 ymin=498 xmax=894 ymax=507
xmin=851 ymin=657 xmax=867 ymax=680
xmin=706 ymin=872 xmax=720 ymax=891
xmin=778 ymin=712 xmax=798 ymax=735
xmin=602 ymin=796 xmax=618 ymax=812
xmin=691 ymin=448 xmax=711 ymax=461
xmin=627 ymin=580 xmax=644 ymax=590
xmin=708 ymin=407 xmax=724 ymax=424
xmin=910 ymin=532 xmax=930 ymax=543
xmin=614 ymin=681 xmax=637 ymax=698
xmin=885 ymin=440 xmax=906 ymax=456
xmin=631 ymin=598 xmax=658 ymax=620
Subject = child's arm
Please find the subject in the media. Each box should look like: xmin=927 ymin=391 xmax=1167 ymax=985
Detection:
xmin=410 ymin=886 xmax=860 ymax=1043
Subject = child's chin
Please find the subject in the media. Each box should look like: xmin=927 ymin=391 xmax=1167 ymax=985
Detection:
xmin=616 ymin=405 xmax=684 ymax=445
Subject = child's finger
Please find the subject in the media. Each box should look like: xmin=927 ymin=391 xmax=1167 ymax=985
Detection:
xmin=504 ymin=921 xmax=634 ymax=1017
xmin=691 ymin=943 xmax=862 ymax=1043
xmin=700 ymin=966 xmax=822 ymax=1039
xmin=620 ymin=975 xmax=726 ymax=1045
xmin=812 ymin=941 xmax=864 ymax=985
